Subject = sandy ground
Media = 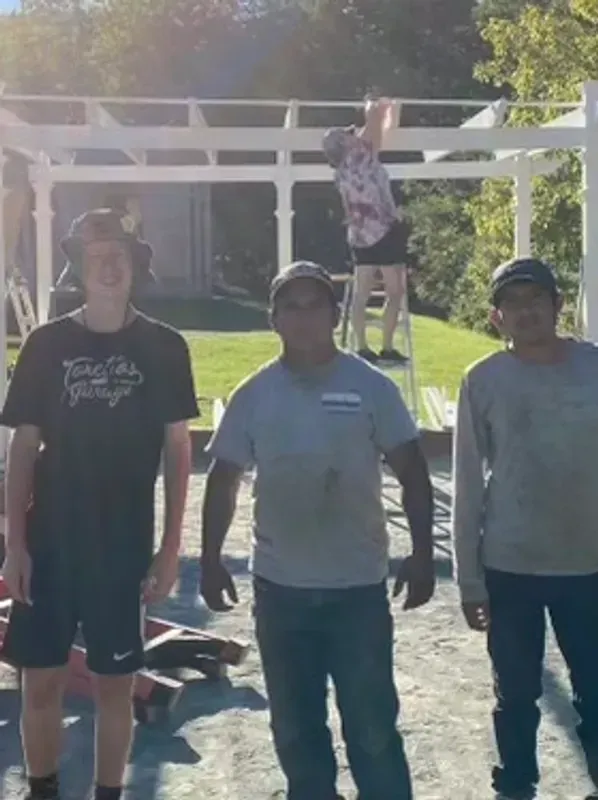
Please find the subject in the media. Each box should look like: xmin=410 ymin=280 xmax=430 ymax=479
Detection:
xmin=0 ymin=458 xmax=594 ymax=799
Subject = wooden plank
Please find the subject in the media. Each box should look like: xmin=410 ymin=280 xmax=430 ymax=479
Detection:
xmin=145 ymin=615 xmax=249 ymax=666
xmin=144 ymin=627 xmax=184 ymax=653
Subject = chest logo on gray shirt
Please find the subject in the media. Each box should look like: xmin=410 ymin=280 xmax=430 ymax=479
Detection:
xmin=321 ymin=392 xmax=362 ymax=413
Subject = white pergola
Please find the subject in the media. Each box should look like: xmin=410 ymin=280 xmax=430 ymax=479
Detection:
xmin=0 ymin=83 xmax=596 ymax=425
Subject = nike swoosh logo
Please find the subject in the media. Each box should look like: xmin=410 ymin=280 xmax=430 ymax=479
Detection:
xmin=113 ymin=650 xmax=134 ymax=662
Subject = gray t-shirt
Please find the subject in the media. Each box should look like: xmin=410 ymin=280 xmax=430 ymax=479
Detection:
xmin=452 ymin=341 xmax=598 ymax=603
xmin=206 ymin=352 xmax=418 ymax=588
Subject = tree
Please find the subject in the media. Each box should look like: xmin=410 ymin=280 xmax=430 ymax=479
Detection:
xmin=0 ymin=0 xmax=98 ymax=93
xmin=406 ymin=181 xmax=476 ymax=317
xmin=452 ymin=2 xmax=598 ymax=332
xmin=89 ymin=0 xmax=242 ymax=97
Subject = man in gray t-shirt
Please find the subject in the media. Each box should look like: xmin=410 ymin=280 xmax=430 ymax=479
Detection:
xmin=200 ymin=260 xmax=435 ymax=800
xmin=452 ymin=257 xmax=598 ymax=800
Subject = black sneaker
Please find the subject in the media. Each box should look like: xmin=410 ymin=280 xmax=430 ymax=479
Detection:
xmin=357 ymin=348 xmax=379 ymax=364
xmin=379 ymin=348 xmax=410 ymax=365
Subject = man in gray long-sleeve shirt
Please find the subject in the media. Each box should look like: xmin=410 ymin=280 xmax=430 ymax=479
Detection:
xmin=452 ymin=257 xmax=598 ymax=800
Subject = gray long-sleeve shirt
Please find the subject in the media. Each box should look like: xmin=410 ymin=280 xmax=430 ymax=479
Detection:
xmin=452 ymin=341 xmax=598 ymax=603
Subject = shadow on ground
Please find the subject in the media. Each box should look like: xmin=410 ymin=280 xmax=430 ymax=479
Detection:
xmin=58 ymin=677 xmax=267 ymax=799
xmin=542 ymin=665 xmax=588 ymax=771
xmin=0 ymin=668 xmax=267 ymax=799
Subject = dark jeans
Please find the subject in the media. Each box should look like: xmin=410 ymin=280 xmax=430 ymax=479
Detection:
xmin=253 ymin=576 xmax=412 ymax=800
xmin=486 ymin=569 xmax=598 ymax=796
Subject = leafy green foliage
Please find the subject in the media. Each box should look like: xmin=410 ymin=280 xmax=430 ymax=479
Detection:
xmin=452 ymin=1 xmax=598 ymax=332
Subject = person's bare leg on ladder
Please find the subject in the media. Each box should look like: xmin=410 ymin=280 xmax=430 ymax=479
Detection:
xmin=351 ymin=265 xmax=378 ymax=363
xmin=379 ymin=265 xmax=409 ymax=364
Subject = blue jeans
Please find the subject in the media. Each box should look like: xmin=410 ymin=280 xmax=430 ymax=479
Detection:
xmin=486 ymin=569 xmax=598 ymax=796
xmin=253 ymin=576 xmax=413 ymax=800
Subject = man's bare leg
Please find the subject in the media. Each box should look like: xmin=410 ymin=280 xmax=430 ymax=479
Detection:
xmin=351 ymin=266 xmax=377 ymax=353
xmin=93 ymin=674 xmax=135 ymax=797
xmin=21 ymin=667 xmax=67 ymax=797
xmin=380 ymin=265 xmax=407 ymax=357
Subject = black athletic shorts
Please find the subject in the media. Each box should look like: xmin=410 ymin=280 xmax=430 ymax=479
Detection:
xmin=352 ymin=219 xmax=410 ymax=267
xmin=1 ymin=546 xmax=147 ymax=676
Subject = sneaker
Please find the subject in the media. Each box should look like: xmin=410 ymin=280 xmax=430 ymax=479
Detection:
xmin=379 ymin=348 xmax=410 ymax=365
xmin=357 ymin=348 xmax=379 ymax=364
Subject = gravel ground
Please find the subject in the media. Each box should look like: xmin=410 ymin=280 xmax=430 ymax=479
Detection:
xmin=0 ymin=458 xmax=594 ymax=799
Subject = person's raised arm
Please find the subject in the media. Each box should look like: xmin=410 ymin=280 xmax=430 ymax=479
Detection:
xmin=452 ymin=375 xmax=489 ymax=631
xmin=359 ymin=97 xmax=395 ymax=154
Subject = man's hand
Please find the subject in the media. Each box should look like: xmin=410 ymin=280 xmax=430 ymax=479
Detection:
xmin=462 ymin=601 xmax=490 ymax=632
xmin=2 ymin=543 xmax=32 ymax=605
xmin=143 ymin=546 xmax=179 ymax=604
xmin=393 ymin=552 xmax=435 ymax=610
xmin=200 ymin=557 xmax=238 ymax=612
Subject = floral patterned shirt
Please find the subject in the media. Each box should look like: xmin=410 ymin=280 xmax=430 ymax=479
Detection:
xmin=334 ymin=135 xmax=398 ymax=249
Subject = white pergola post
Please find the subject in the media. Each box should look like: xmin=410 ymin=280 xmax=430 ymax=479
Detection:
xmin=582 ymin=81 xmax=598 ymax=342
xmin=32 ymin=170 xmax=54 ymax=324
xmin=514 ymin=154 xmax=532 ymax=258
xmin=275 ymin=181 xmax=293 ymax=272
xmin=275 ymin=100 xmax=298 ymax=272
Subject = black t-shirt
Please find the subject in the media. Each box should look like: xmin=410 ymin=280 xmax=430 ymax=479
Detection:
xmin=1 ymin=312 xmax=199 ymax=576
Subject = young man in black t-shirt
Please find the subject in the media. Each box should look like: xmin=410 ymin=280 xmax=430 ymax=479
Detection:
xmin=0 ymin=209 xmax=199 ymax=800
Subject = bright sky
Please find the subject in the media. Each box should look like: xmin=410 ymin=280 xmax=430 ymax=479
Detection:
xmin=0 ymin=0 xmax=18 ymax=10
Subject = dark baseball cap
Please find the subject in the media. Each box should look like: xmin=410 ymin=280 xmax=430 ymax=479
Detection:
xmin=269 ymin=261 xmax=336 ymax=305
xmin=491 ymin=257 xmax=558 ymax=306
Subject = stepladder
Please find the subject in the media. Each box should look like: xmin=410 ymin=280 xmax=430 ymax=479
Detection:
xmin=7 ymin=266 xmax=36 ymax=342
xmin=333 ymin=267 xmax=420 ymax=426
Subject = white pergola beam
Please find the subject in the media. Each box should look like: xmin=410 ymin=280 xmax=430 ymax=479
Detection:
xmin=32 ymin=158 xmax=531 ymax=185
xmin=495 ymin=106 xmax=584 ymax=161
xmin=424 ymin=97 xmax=508 ymax=163
xmin=531 ymin=155 xmax=564 ymax=177
xmin=0 ymin=107 xmax=72 ymax=164
xmin=0 ymin=123 xmax=587 ymax=155
xmin=86 ymin=101 xmax=145 ymax=165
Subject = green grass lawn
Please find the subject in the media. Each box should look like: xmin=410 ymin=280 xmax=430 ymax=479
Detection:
xmin=187 ymin=314 xmax=500 ymax=427
xmin=6 ymin=313 xmax=500 ymax=428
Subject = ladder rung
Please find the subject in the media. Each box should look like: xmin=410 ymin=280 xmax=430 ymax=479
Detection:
xmin=7 ymin=270 xmax=37 ymax=342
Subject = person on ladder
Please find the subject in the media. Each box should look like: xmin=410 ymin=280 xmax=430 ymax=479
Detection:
xmin=323 ymin=95 xmax=410 ymax=366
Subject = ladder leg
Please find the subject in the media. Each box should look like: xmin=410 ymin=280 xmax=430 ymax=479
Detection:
xmin=384 ymin=276 xmax=419 ymax=424
xmin=340 ymin=279 xmax=353 ymax=350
